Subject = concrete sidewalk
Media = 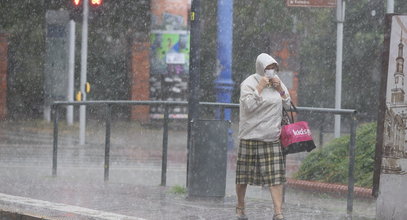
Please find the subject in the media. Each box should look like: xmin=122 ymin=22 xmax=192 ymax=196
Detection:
xmin=0 ymin=120 xmax=376 ymax=219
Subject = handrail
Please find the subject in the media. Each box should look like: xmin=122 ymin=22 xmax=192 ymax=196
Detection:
xmin=51 ymin=100 xmax=357 ymax=215
xmin=53 ymin=100 xmax=357 ymax=113
xmin=53 ymin=100 xmax=189 ymax=106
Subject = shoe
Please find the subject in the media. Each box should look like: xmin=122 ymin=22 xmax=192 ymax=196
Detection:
xmin=236 ymin=206 xmax=248 ymax=220
xmin=273 ymin=213 xmax=285 ymax=220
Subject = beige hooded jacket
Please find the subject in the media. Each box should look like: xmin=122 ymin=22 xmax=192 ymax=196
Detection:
xmin=238 ymin=53 xmax=291 ymax=142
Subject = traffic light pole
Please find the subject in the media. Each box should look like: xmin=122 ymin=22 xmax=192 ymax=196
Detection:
xmin=67 ymin=20 xmax=75 ymax=125
xmin=79 ymin=0 xmax=89 ymax=145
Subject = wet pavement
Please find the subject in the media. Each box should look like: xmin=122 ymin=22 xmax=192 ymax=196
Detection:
xmin=0 ymin=119 xmax=376 ymax=219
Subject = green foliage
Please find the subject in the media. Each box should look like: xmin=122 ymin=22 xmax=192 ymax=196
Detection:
xmin=231 ymin=0 xmax=407 ymax=124
xmin=169 ymin=185 xmax=187 ymax=194
xmin=0 ymin=1 xmax=47 ymax=117
xmin=232 ymin=0 xmax=294 ymax=102
xmin=294 ymin=122 xmax=377 ymax=188
xmin=80 ymin=0 xmax=150 ymax=117
xmin=341 ymin=0 xmax=385 ymax=120
xmin=199 ymin=0 xmax=218 ymax=102
xmin=297 ymin=0 xmax=386 ymax=123
xmin=1 ymin=0 xmax=150 ymax=118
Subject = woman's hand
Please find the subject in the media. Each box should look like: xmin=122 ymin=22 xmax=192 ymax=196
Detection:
xmin=270 ymin=77 xmax=288 ymax=98
xmin=256 ymin=76 xmax=270 ymax=94
xmin=270 ymin=77 xmax=283 ymax=93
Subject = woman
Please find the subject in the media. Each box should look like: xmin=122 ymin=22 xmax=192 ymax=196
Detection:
xmin=236 ymin=53 xmax=290 ymax=220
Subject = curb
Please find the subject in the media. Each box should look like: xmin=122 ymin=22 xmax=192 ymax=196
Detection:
xmin=286 ymin=178 xmax=374 ymax=199
xmin=0 ymin=209 xmax=45 ymax=220
xmin=0 ymin=193 xmax=146 ymax=220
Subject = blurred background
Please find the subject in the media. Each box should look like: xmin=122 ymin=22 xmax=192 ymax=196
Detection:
xmin=2 ymin=2 xmax=407 ymax=218
xmin=1 ymin=0 xmax=406 ymax=125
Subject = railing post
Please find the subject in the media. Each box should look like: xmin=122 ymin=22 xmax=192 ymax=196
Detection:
xmin=104 ymin=104 xmax=112 ymax=182
xmin=52 ymin=104 xmax=59 ymax=177
xmin=347 ymin=113 xmax=357 ymax=218
xmin=161 ymin=104 xmax=169 ymax=186
xmin=319 ymin=117 xmax=324 ymax=147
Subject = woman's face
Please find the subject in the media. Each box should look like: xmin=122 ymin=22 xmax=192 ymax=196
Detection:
xmin=265 ymin=63 xmax=277 ymax=71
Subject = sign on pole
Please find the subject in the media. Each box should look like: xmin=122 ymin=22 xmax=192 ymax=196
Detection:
xmin=286 ymin=0 xmax=336 ymax=8
xmin=44 ymin=10 xmax=69 ymax=122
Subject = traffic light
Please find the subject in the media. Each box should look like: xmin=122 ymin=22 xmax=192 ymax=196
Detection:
xmin=73 ymin=0 xmax=82 ymax=7
xmin=68 ymin=0 xmax=104 ymax=22
xmin=89 ymin=0 xmax=102 ymax=7
xmin=68 ymin=0 xmax=83 ymax=22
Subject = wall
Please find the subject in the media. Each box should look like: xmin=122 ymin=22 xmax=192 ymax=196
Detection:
xmin=130 ymin=41 xmax=150 ymax=122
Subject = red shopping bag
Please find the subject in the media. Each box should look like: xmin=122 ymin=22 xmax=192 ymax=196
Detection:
xmin=280 ymin=121 xmax=316 ymax=155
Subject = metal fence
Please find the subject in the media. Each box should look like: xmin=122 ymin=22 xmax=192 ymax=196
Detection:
xmin=51 ymin=100 xmax=357 ymax=215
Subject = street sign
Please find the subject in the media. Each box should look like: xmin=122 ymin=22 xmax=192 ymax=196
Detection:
xmin=286 ymin=0 xmax=336 ymax=8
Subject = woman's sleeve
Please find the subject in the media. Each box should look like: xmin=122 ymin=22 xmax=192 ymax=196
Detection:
xmin=281 ymin=82 xmax=291 ymax=108
xmin=240 ymin=83 xmax=264 ymax=112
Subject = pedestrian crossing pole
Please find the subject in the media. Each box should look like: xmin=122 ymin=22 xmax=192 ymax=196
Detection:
xmin=79 ymin=0 xmax=89 ymax=145
xmin=67 ymin=20 xmax=75 ymax=125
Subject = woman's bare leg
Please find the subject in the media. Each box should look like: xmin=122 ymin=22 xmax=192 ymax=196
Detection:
xmin=236 ymin=184 xmax=248 ymax=209
xmin=269 ymin=184 xmax=284 ymax=215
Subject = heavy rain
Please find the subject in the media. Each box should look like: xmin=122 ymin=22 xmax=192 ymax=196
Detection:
xmin=1 ymin=0 xmax=407 ymax=219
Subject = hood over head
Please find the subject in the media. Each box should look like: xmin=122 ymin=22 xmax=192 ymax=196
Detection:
xmin=255 ymin=53 xmax=278 ymax=76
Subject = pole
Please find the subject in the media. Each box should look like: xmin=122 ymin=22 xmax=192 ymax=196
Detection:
xmin=215 ymin=0 xmax=233 ymax=120
xmin=161 ymin=105 xmax=169 ymax=186
xmin=52 ymin=105 xmax=59 ymax=176
xmin=80 ymin=0 xmax=89 ymax=145
xmin=67 ymin=20 xmax=75 ymax=125
xmin=187 ymin=0 xmax=201 ymax=188
xmin=347 ymin=114 xmax=357 ymax=218
xmin=334 ymin=0 xmax=345 ymax=138
xmin=387 ymin=0 xmax=394 ymax=13
xmin=216 ymin=0 xmax=234 ymax=151
xmin=104 ymin=104 xmax=111 ymax=181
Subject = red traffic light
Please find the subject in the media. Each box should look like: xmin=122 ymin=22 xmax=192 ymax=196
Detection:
xmin=72 ymin=0 xmax=81 ymax=7
xmin=90 ymin=0 xmax=103 ymax=7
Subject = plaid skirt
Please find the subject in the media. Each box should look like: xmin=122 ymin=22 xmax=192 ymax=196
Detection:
xmin=236 ymin=139 xmax=286 ymax=186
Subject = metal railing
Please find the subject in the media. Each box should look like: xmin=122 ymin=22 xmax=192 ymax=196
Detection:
xmin=51 ymin=100 xmax=357 ymax=216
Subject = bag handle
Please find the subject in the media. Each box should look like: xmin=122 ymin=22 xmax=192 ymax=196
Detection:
xmin=283 ymin=101 xmax=297 ymax=123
